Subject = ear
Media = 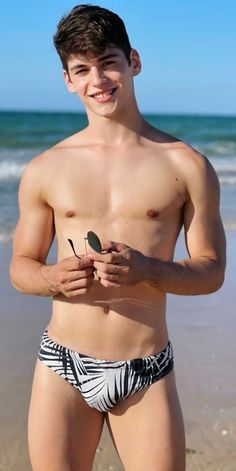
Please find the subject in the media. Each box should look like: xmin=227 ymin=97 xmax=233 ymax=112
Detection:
xmin=63 ymin=69 xmax=76 ymax=93
xmin=130 ymin=48 xmax=141 ymax=76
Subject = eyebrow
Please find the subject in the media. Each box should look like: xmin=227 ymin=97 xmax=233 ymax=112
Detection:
xmin=69 ymin=53 xmax=119 ymax=72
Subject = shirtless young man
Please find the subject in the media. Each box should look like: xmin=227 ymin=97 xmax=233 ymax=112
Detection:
xmin=10 ymin=4 xmax=226 ymax=471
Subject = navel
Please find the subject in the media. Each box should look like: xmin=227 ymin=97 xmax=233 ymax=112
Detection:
xmin=103 ymin=304 xmax=110 ymax=315
xmin=65 ymin=210 xmax=76 ymax=218
xmin=146 ymin=209 xmax=159 ymax=219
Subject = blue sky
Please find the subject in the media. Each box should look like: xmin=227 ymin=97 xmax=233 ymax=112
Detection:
xmin=1 ymin=0 xmax=235 ymax=115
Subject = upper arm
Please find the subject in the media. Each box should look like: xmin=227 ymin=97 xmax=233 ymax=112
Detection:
xmin=11 ymin=157 xmax=55 ymax=263
xmin=182 ymin=150 xmax=226 ymax=270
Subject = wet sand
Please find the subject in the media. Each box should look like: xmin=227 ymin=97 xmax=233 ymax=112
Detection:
xmin=0 ymin=230 xmax=235 ymax=470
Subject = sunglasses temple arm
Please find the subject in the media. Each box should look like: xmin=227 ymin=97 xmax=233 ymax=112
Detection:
xmin=84 ymin=237 xmax=88 ymax=255
xmin=67 ymin=239 xmax=82 ymax=259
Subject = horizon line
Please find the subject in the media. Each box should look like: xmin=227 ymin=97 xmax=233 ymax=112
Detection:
xmin=0 ymin=108 xmax=235 ymax=118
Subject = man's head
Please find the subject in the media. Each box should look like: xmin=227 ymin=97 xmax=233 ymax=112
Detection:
xmin=54 ymin=4 xmax=132 ymax=72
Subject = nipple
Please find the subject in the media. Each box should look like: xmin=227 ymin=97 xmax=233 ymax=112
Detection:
xmin=65 ymin=210 xmax=76 ymax=218
xmin=146 ymin=209 xmax=159 ymax=218
xmin=103 ymin=304 xmax=110 ymax=315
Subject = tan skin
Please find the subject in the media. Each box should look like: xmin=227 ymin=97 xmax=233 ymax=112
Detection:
xmin=10 ymin=47 xmax=226 ymax=471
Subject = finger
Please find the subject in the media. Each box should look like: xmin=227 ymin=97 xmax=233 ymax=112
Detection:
xmin=62 ymin=274 xmax=94 ymax=293
xmin=93 ymin=261 xmax=127 ymax=274
xmin=67 ymin=267 xmax=95 ymax=280
xmin=101 ymin=241 xmax=129 ymax=253
xmin=62 ymin=256 xmax=94 ymax=271
xmin=62 ymin=285 xmax=93 ymax=298
xmin=73 ymin=256 xmax=95 ymax=270
xmin=96 ymin=269 xmax=120 ymax=282
xmin=99 ymin=278 xmax=122 ymax=288
xmin=72 ymin=274 xmax=94 ymax=288
xmin=88 ymin=251 xmax=124 ymax=264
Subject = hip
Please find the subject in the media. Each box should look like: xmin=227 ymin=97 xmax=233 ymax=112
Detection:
xmin=49 ymin=300 xmax=169 ymax=360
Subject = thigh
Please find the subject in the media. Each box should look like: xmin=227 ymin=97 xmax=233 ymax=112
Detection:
xmin=28 ymin=359 xmax=104 ymax=471
xmin=107 ymin=370 xmax=185 ymax=471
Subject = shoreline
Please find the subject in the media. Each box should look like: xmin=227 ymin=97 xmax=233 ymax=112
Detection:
xmin=0 ymin=229 xmax=235 ymax=470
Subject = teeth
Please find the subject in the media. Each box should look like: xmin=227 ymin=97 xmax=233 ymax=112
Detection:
xmin=93 ymin=89 xmax=113 ymax=98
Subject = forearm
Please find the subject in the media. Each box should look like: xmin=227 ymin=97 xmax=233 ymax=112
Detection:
xmin=9 ymin=256 xmax=59 ymax=296
xmin=146 ymin=256 xmax=225 ymax=295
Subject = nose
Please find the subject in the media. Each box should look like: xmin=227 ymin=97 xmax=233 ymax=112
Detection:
xmin=90 ymin=66 xmax=107 ymax=86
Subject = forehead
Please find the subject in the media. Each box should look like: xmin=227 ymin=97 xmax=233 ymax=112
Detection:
xmin=67 ymin=47 xmax=125 ymax=68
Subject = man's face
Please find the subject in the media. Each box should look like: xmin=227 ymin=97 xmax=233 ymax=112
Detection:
xmin=63 ymin=47 xmax=141 ymax=118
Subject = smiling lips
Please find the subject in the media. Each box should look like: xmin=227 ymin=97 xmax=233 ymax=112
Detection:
xmin=89 ymin=87 xmax=117 ymax=102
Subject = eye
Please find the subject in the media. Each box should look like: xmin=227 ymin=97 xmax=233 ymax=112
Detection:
xmin=103 ymin=60 xmax=115 ymax=67
xmin=75 ymin=68 xmax=88 ymax=75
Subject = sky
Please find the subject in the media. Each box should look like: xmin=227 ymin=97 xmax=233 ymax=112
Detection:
xmin=0 ymin=0 xmax=235 ymax=115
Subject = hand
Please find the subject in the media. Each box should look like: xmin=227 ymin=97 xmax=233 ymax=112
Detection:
xmin=49 ymin=255 xmax=95 ymax=297
xmin=88 ymin=241 xmax=149 ymax=288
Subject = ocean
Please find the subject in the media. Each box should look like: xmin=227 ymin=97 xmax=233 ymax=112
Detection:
xmin=0 ymin=111 xmax=235 ymax=242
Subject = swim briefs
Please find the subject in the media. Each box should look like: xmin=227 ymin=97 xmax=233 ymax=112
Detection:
xmin=38 ymin=329 xmax=174 ymax=412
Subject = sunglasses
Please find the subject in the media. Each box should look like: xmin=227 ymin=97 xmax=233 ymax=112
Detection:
xmin=68 ymin=231 xmax=103 ymax=259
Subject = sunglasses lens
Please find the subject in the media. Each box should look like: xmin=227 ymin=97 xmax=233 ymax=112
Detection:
xmin=87 ymin=231 xmax=102 ymax=253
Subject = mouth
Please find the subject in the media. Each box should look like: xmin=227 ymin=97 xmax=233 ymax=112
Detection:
xmin=89 ymin=87 xmax=117 ymax=100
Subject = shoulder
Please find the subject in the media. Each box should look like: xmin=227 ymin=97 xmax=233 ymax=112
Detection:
xmin=147 ymin=126 xmax=220 ymax=198
xmin=147 ymin=126 xmax=219 ymax=188
xmin=143 ymin=125 xmax=206 ymax=171
xmin=19 ymin=148 xmax=56 ymax=197
xmin=167 ymin=142 xmax=220 ymax=204
xmin=145 ymin=124 xmax=211 ymax=167
xmin=146 ymin=125 xmax=217 ymax=179
xmin=21 ymin=129 xmax=86 ymax=179
xmin=173 ymin=143 xmax=219 ymax=190
xmin=19 ymin=136 xmax=71 ymax=199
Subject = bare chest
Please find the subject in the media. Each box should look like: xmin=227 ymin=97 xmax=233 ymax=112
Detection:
xmin=46 ymin=154 xmax=185 ymax=225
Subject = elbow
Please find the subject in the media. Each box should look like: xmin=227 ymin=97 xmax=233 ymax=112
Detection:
xmin=203 ymin=255 xmax=226 ymax=294
xmin=207 ymin=268 xmax=225 ymax=294
xmin=215 ymin=270 xmax=225 ymax=291
xmin=10 ymin=280 xmax=25 ymax=293
xmin=9 ymin=263 xmax=26 ymax=293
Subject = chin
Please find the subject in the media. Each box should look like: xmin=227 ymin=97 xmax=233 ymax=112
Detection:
xmin=89 ymin=104 xmax=119 ymax=119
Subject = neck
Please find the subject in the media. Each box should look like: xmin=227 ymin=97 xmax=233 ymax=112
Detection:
xmin=85 ymin=99 xmax=146 ymax=145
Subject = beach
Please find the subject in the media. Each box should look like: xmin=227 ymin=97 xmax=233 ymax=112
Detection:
xmin=1 ymin=111 xmax=236 ymax=470
xmin=0 ymin=229 xmax=235 ymax=471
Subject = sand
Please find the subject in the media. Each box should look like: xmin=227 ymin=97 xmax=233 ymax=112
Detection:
xmin=0 ymin=230 xmax=235 ymax=470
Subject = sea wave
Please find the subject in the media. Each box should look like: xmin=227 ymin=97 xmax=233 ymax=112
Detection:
xmin=210 ymin=158 xmax=236 ymax=186
xmin=219 ymin=176 xmax=236 ymax=185
xmin=0 ymin=161 xmax=26 ymax=181
xmin=192 ymin=140 xmax=236 ymax=156
xmin=203 ymin=143 xmax=236 ymax=156
xmin=216 ymin=166 xmax=236 ymax=175
xmin=0 ymin=231 xmax=14 ymax=243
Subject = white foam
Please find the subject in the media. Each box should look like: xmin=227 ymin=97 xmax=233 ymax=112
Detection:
xmin=219 ymin=176 xmax=236 ymax=186
xmin=0 ymin=161 xmax=26 ymax=181
xmin=197 ymin=142 xmax=236 ymax=156
xmin=207 ymin=156 xmax=236 ymax=186
xmin=223 ymin=220 xmax=236 ymax=230
xmin=0 ymin=231 xmax=14 ymax=243
xmin=212 ymin=159 xmax=236 ymax=172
